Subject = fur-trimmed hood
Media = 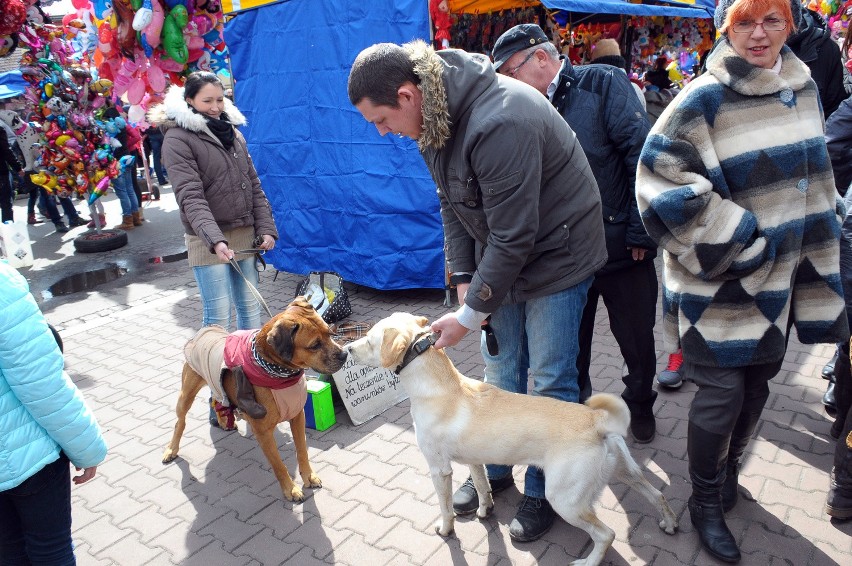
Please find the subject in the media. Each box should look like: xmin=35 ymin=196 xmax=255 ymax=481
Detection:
xmin=406 ymin=41 xmax=494 ymax=152
xmin=405 ymin=40 xmax=450 ymax=151
xmin=147 ymin=84 xmax=246 ymax=138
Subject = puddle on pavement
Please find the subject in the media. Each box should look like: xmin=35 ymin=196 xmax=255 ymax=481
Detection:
xmin=148 ymin=250 xmax=188 ymax=264
xmin=44 ymin=264 xmax=128 ymax=298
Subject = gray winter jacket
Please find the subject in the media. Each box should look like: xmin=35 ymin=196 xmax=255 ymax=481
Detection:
xmin=411 ymin=42 xmax=607 ymax=313
xmin=149 ymin=85 xmax=277 ymax=252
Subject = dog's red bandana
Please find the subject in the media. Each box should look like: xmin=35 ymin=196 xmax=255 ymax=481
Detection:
xmin=224 ymin=330 xmax=303 ymax=389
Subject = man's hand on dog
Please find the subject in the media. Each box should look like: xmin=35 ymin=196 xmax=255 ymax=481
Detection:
xmin=431 ymin=313 xmax=469 ymax=349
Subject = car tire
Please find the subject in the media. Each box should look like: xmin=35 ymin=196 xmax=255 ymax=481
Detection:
xmin=73 ymin=229 xmax=129 ymax=253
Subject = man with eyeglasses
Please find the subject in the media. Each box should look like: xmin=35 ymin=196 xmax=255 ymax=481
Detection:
xmin=492 ymin=25 xmax=660 ymax=452
xmin=349 ymin=40 xmax=607 ymax=543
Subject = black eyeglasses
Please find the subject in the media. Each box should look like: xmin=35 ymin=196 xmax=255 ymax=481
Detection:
xmin=732 ymin=17 xmax=787 ymax=33
xmin=504 ymin=50 xmax=537 ymax=78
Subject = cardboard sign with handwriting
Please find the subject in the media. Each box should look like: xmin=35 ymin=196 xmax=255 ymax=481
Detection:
xmin=331 ymin=356 xmax=408 ymax=425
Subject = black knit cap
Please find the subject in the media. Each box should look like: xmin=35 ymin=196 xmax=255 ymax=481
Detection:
xmin=714 ymin=0 xmax=803 ymax=33
xmin=492 ymin=24 xmax=550 ymax=70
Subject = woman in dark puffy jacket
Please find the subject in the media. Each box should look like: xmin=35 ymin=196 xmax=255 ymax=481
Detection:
xmin=149 ymin=72 xmax=278 ymax=332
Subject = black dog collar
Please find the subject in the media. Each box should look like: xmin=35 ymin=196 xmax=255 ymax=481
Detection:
xmin=394 ymin=331 xmax=439 ymax=374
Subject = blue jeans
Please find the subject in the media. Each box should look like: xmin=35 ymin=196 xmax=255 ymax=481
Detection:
xmin=147 ymin=134 xmax=167 ymax=184
xmin=484 ymin=276 xmax=592 ymax=499
xmin=113 ymin=166 xmax=138 ymax=216
xmin=0 ymin=453 xmax=75 ymax=565
xmin=193 ymin=258 xmax=261 ymax=330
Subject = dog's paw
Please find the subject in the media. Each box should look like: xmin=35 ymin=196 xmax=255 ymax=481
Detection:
xmin=660 ymin=518 xmax=678 ymax=535
xmin=302 ymin=473 xmax=322 ymax=488
xmin=285 ymin=486 xmax=306 ymax=502
xmin=162 ymin=449 xmax=178 ymax=464
xmin=475 ymin=505 xmax=493 ymax=519
xmin=434 ymin=521 xmax=454 ymax=537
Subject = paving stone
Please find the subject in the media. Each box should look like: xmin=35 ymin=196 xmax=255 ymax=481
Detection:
xmin=197 ymin=510 xmax=265 ymax=552
xmin=283 ymin=513 xmax=353 ymax=560
xmin=91 ymin=532 xmax=166 ymax=566
xmin=232 ymin=527 xmax=301 ymax=565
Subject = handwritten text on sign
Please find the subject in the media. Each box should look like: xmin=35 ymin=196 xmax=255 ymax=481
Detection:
xmin=331 ymin=356 xmax=408 ymax=425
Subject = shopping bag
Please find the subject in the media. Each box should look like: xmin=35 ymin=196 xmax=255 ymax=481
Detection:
xmin=0 ymin=220 xmax=34 ymax=268
xmin=295 ymin=271 xmax=352 ymax=323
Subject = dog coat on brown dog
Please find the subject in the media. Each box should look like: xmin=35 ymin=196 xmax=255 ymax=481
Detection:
xmin=184 ymin=326 xmax=307 ymax=423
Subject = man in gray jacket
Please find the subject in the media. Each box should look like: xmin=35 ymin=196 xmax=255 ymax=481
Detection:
xmin=349 ymin=40 xmax=606 ymax=542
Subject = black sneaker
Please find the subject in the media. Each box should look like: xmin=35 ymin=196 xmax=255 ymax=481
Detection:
xmin=452 ymin=474 xmax=514 ymax=515
xmin=54 ymin=222 xmax=70 ymax=233
xmin=630 ymin=413 xmax=656 ymax=444
xmin=509 ymin=495 xmax=555 ymax=542
xmin=68 ymin=216 xmax=89 ymax=227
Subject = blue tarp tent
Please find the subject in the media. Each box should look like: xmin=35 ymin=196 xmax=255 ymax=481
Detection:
xmin=0 ymin=70 xmax=26 ymax=99
xmin=224 ymin=0 xmax=445 ymax=291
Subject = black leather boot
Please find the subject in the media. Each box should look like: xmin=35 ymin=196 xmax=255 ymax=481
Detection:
xmin=722 ymin=407 xmax=764 ymax=512
xmin=827 ymin=400 xmax=852 ymax=520
xmin=233 ymin=366 xmax=267 ymax=419
xmin=824 ymin=376 xmax=837 ymax=415
xmin=823 ymin=347 xmax=839 ymax=379
xmin=688 ymin=422 xmax=741 ymax=563
xmin=830 ymin=346 xmax=851 ymax=439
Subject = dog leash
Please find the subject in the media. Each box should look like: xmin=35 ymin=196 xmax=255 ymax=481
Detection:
xmin=228 ymin=255 xmax=274 ymax=319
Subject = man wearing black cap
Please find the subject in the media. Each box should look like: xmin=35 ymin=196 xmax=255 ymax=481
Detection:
xmin=348 ymin=40 xmax=607 ymax=542
xmin=493 ymin=25 xmax=659 ymax=446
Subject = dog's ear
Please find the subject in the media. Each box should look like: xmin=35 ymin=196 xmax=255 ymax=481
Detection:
xmin=267 ymin=321 xmax=298 ymax=362
xmin=415 ymin=316 xmax=428 ymax=328
xmin=379 ymin=327 xmax=409 ymax=369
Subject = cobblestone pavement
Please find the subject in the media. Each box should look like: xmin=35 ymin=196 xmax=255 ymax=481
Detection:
xmin=10 ymin=190 xmax=852 ymax=565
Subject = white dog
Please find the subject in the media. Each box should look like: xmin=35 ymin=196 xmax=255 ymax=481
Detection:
xmin=346 ymin=312 xmax=677 ymax=566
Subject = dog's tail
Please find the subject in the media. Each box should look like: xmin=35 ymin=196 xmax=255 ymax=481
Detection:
xmin=586 ymin=393 xmax=631 ymax=438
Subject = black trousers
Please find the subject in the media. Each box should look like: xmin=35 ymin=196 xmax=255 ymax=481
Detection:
xmin=577 ymin=259 xmax=659 ymax=412
xmin=0 ymin=171 xmax=13 ymax=223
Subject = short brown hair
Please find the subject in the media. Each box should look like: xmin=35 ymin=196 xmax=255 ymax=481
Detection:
xmin=348 ymin=43 xmax=420 ymax=108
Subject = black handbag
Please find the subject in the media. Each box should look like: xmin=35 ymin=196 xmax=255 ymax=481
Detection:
xmin=295 ymin=271 xmax=352 ymax=324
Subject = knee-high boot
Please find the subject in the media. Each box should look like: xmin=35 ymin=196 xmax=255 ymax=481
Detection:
xmin=722 ymin=399 xmax=766 ymax=512
xmin=688 ymin=422 xmax=741 ymax=563
xmin=831 ymin=345 xmax=851 ymax=439
xmin=827 ymin=399 xmax=852 ymax=520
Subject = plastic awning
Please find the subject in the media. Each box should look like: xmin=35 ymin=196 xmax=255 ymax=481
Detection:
xmin=542 ymin=1 xmax=714 ymax=18
xmin=450 ymin=1 xmax=714 ymax=18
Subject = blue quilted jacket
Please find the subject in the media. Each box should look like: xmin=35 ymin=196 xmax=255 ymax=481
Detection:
xmin=552 ymin=58 xmax=657 ymax=275
xmin=0 ymin=261 xmax=107 ymax=491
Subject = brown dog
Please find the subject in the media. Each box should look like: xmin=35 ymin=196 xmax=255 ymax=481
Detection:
xmin=162 ymin=297 xmax=348 ymax=502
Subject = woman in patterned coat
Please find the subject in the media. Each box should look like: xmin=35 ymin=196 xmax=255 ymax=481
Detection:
xmin=637 ymin=0 xmax=849 ymax=561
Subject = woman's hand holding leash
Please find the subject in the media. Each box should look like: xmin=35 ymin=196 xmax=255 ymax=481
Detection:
xmin=258 ymin=234 xmax=275 ymax=251
xmin=214 ymin=241 xmax=234 ymax=262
